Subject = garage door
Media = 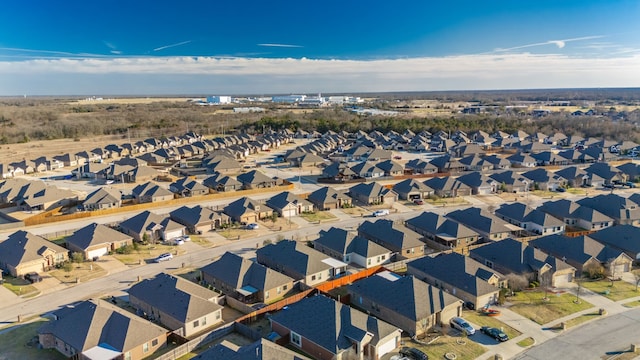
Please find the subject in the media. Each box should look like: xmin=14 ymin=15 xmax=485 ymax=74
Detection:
xmin=553 ymin=273 xmax=573 ymax=287
xmin=282 ymin=209 xmax=297 ymax=218
xmin=614 ymin=263 xmax=628 ymax=275
xmin=87 ymin=247 xmax=109 ymax=260
xmin=164 ymin=229 xmax=184 ymax=240
xmin=377 ymin=335 xmax=398 ymax=358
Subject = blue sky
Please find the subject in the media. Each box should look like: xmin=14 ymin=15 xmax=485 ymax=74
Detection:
xmin=0 ymin=0 xmax=639 ymax=95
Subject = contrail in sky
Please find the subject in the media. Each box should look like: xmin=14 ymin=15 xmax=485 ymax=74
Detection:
xmin=257 ymin=43 xmax=303 ymax=48
xmin=153 ymin=40 xmax=192 ymax=52
xmin=494 ymin=35 xmax=605 ymax=52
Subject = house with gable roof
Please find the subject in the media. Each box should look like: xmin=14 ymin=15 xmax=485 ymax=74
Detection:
xmin=0 ymin=230 xmax=69 ymax=277
xmin=314 ymin=227 xmax=392 ymax=268
xmin=66 ymin=223 xmax=134 ymax=260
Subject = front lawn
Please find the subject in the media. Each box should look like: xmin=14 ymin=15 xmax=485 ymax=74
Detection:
xmin=463 ymin=310 xmax=521 ymax=339
xmin=508 ymin=290 xmax=594 ymax=325
xmin=2 ymin=276 xmax=39 ymax=297
xmin=299 ymin=211 xmax=337 ymax=222
xmin=405 ymin=334 xmax=487 ymax=360
xmin=112 ymin=243 xmax=184 ymax=264
xmin=623 ymin=300 xmax=640 ymax=308
xmin=553 ymin=310 xmax=603 ymax=330
xmin=517 ymin=337 xmax=535 ymax=348
xmin=425 ymin=197 xmax=469 ymax=207
xmin=0 ymin=319 xmax=66 ymax=360
xmin=581 ymin=279 xmax=639 ymax=301
xmin=49 ymin=262 xmax=107 ymax=283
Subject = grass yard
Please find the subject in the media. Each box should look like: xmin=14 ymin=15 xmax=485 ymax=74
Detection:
xmin=552 ymin=310 xmax=603 ymax=331
xmin=406 ymin=335 xmax=487 ymax=360
xmin=517 ymin=337 xmax=535 ymax=347
xmin=581 ymin=279 xmax=640 ymax=301
xmin=50 ymin=262 xmax=107 ymax=283
xmin=299 ymin=211 xmax=337 ymax=222
xmin=2 ymin=276 xmax=39 ymax=297
xmin=112 ymin=243 xmax=184 ymax=264
xmin=508 ymin=290 xmax=594 ymax=325
xmin=339 ymin=206 xmax=370 ymax=217
xmin=623 ymin=300 xmax=640 ymax=308
xmin=0 ymin=319 xmax=66 ymax=360
xmin=463 ymin=310 xmax=522 ymax=339
xmin=189 ymin=235 xmax=214 ymax=248
xmin=425 ymin=197 xmax=470 ymax=207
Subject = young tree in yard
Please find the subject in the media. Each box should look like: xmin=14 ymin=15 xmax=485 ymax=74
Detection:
xmin=634 ymin=270 xmax=640 ymax=292
xmin=505 ymin=273 xmax=529 ymax=292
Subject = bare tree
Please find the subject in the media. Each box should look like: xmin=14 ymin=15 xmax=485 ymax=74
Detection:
xmin=504 ymin=274 xmax=529 ymax=292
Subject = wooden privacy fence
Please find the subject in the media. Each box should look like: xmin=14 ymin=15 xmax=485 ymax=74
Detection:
xmin=315 ymin=266 xmax=384 ymax=293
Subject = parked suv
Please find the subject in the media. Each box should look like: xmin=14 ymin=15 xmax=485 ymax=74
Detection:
xmin=372 ymin=209 xmax=390 ymax=217
xmin=450 ymin=316 xmax=475 ymax=335
xmin=399 ymin=346 xmax=429 ymax=360
xmin=25 ymin=272 xmax=43 ymax=283
xmin=154 ymin=252 xmax=173 ymax=263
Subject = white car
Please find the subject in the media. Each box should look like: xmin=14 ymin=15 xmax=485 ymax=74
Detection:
xmin=245 ymin=223 xmax=259 ymax=230
xmin=181 ymin=235 xmax=191 ymax=241
xmin=372 ymin=209 xmax=390 ymax=217
xmin=154 ymin=252 xmax=173 ymax=262
xmin=450 ymin=317 xmax=475 ymax=335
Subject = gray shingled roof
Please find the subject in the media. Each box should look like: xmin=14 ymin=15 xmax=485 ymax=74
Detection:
xmin=358 ymin=219 xmax=424 ymax=251
xmin=406 ymin=212 xmax=478 ymax=240
xmin=38 ymin=299 xmax=167 ymax=354
xmin=66 ymin=223 xmax=132 ymax=250
xmin=315 ymin=227 xmax=390 ymax=258
xmin=406 ymin=252 xmax=501 ymax=297
xmin=0 ymin=230 xmax=68 ymax=269
xmin=348 ymin=275 xmax=461 ymax=322
xmin=529 ymin=234 xmax=627 ymax=266
xmin=446 ymin=207 xmax=516 ymax=235
xmin=194 ymin=339 xmax=312 ymax=360
xmin=256 ymin=240 xmax=332 ymax=279
xmin=128 ymin=273 xmax=222 ymax=324
xmin=470 ymin=238 xmax=574 ymax=274
xmin=201 ymin=252 xmax=294 ymax=292
xmin=270 ymin=295 xmax=399 ymax=355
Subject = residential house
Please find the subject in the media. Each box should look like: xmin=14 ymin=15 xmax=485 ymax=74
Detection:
xmin=617 ymin=162 xmax=640 ymax=182
xmin=0 ymin=230 xmax=69 ymax=277
xmin=256 ymin=240 xmax=347 ymax=286
xmin=447 ymin=207 xmax=519 ymax=242
xmin=407 ymin=252 xmax=505 ymax=309
xmin=314 ymin=227 xmax=392 ymax=268
xmin=193 ymin=339 xmax=312 ymax=360
xmin=38 ymin=299 xmax=167 ymax=360
xmin=128 ymin=273 xmax=223 ymax=338
xmin=589 ymin=225 xmax=640 ymax=260
xmin=350 ymin=162 xmax=386 ymax=179
xmin=521 ymin=168 xmax=567 ymax=191
xmin=348 ymin=182 xmax=398 ymax=206
xmin=555 ymin=166 xmax=599 ymax=188
xmin=202 ymin=173 xmax=242 ymax=192
xmin=482 ymin=154 xmax=512 ymax=170
xmin=82 ymin=187 xmax=122 ymax=211
xmin=201 ymin=252 xmax=294 ymax=304
xmin=392 ymin=179 xmax=433 ymax=200
xmin=358 ymin=219 xmax=425 ymax=259
xmin=375 ymin=159 xmax=404 ymax=176
xmin=348 ymin=273 xmax=462 ymax=337
xmin=269 ymin=295 xmax=402 ymax=360
xmin=489 ymin=171 xmax=530 ymax=193
xmin=170 ymin=205 xmax=231 ymax=233
xmin=530 ymin=151 xmax=569 ymax=166
xmin=321 ymin=162 xmax=357 ymax=181
xmin=131 ymin=181 xmax=175 ymax=203
xmin=456 ymin=172 xmax=499 ymax=195
xmin=458 ymin=154 xmax=493 ymax=172
xmin=66 ymin=223 xmax=134 ymax=260
xmin=538 ymin=199 xmax=613 ymax=231
xmin=289 ymin=152 xmax=326 ymax=167
xmin=577 ymin=194 xmax=640 ymax=226
xmin=429 ymin=155 xmax=466 ymax=173
xmin=584 ymin=163 xmax=626 ymax=186
xmin=205 ymin=157 xmax=243 ymax=175
xmin=529 ymin=234 xmax=633 ymax=276
xmin=405 ymin=211 xmax=479 ymax=251
xmin=53 ymin=153 xmax=79 ymax=167
xmin=495 ymin=203 xmax=565 ymax=236
xmin=18 ymin=186 xmax=78 ymax=212
xmin=223 ymin=197 xmax=273 ymax=224
xmin=119 ymin=210 xmax=186 ymax=242
xmin=404 ymin=159 xmax=438 ymax=175
xmin=506 ymin=153 xmax=538 ymax=168
xmin=469 ymin=238 xmax=576 ymax=287
xmin=424 ymin=176 xmax=472 ymax=197
xmin=265 ymin=191 xmax=314 ymax=217
xmin=307 ymin=186 xmax=352 ymax=210
xmin=237 ymin=170 xmax=277 ymax=189
xmin=72 ymin=162 xmax=110 ymax=179
xmin=169 ymin=177 xmax=210 ymax=197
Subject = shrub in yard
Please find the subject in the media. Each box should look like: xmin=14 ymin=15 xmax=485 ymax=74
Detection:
xmin=71 ymin=252 xmax=84 ymax=263
xmin=62 ymin=262 xmax=73 ymax=272
xmin=116 ymin=244 xmax=134 ymax=254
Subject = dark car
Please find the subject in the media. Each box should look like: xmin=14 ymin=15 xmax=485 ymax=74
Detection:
xmin=480 ymin=326 xmax=509 ymax=342
xmin=399 ymin=346 xmax=429 ymax=360
xmin=555 ymin=187 xmax=566 ymax=192
xmin=25 ymin=272 xmax=43 ymax=283
xmin=463 ymin=301 xmax=475 ymax=310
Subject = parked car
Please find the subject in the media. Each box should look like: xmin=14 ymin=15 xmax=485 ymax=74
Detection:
xmin=413 ymin=199 xmax=425 ymax=205
xmin=25 ymin=272 xmax=43 ymax=283
xmin=555 ymin=187 xmax=566 ymax=192
xmin=625 ymin=181 xmax=637 ymax=188
xmin=603 ymin=183 xmax=615 ymax=189
xmin=173 ymin=238 xmax=185 ymax=246
xmin=154 ymin=252 xmax=173 ymax=263
xmin=399 ymin=346 xmax=429 ymax=360
xmin=245 ymin=223 xmax=259 ymax=230
xmin=372 ymin=209 xmax=390 ymax=217
xmin=450 ymin=317 xmax=475 ymax=335
xmin=393 ymin=155 xmax=402 ymax=160
xmin=463 ymin=301 xmax=475 ymax=310
xmin=181 ymin=235 xmax=191 ymax=241
xmin=480 ymin=326 xmax=508 ymax=342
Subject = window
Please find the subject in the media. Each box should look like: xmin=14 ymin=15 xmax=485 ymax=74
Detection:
xmin=265 ymin=291 xmax=270 ymax=299
xmin=152 ymin=339 xmax=158 ymax=347
xmin=193 ymin=320 xmax=200 ymax=328
xmin=381 ymin=255 xmax=386 ymax=261
xmin=485 ymin=260 xmax=494 ymax=268
xmin=216 ymin=312 xmax=221 ymax=320
xmin=125 ymin=352 xmax=132 ymax=360
xmin=143 ymin=342 xmax=149 ymax=353
xmin=311 ymin=275 xmax=316 ymax=281
xmin=291 ymin=332 xmax=302 ymax=347
xmin=283 ymin=285 xmax=288 ymax=291
xmin=368 ymin=258 xmax=372 ymax=265
xmin=406 ymin=249 xmax=411 ymax=254
xmin=277 ymin=287 xmax=282 ymax=294
xmin=202 ymin=317 xmax=207 ymax=326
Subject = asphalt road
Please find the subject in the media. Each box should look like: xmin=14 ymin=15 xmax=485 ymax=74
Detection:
xmin=513 ymin=307 xmax=640 ymax=360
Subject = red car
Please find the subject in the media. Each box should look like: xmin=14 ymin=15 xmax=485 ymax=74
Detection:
xmin=413 ymin=199 xmax=424 ymax=205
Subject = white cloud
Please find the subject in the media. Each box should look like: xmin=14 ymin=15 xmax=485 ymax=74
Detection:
xmin=1 ymin=53 xmax=639 ymax=95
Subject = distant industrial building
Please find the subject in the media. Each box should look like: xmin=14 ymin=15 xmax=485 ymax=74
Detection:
xmin=233 ymin=107 xmax=265 ymax=113
xmin=272 ymin=94 xmax=306 ymax=103
xmin=206 ymin=96 xmax=232 ymax=104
